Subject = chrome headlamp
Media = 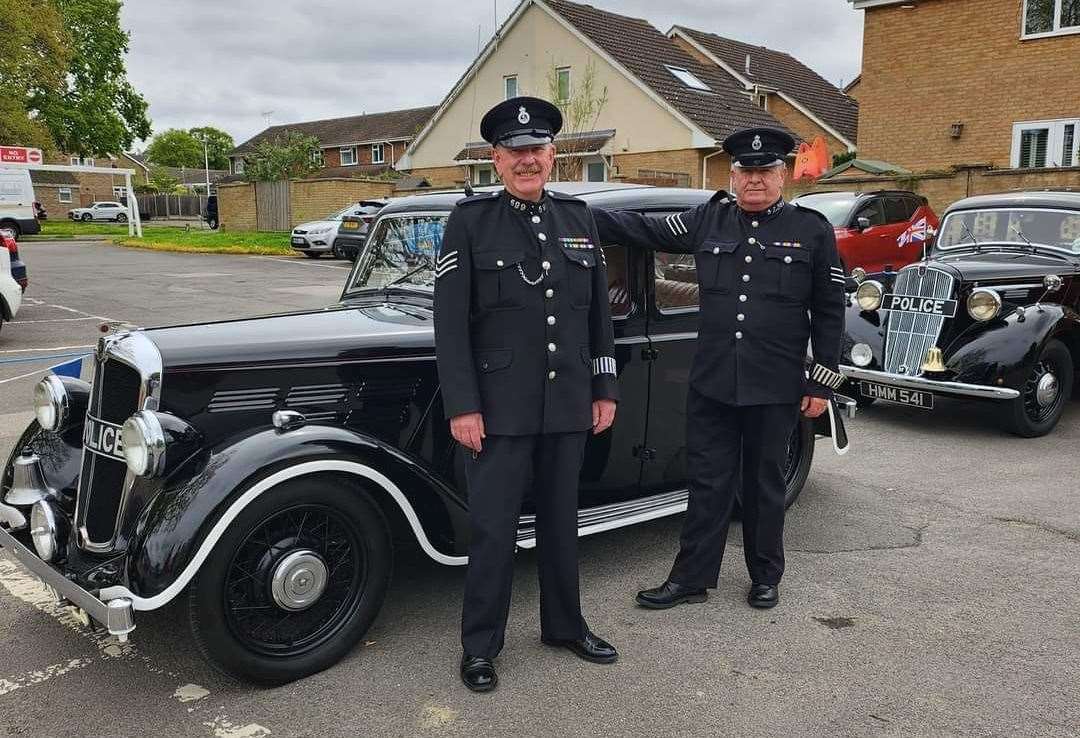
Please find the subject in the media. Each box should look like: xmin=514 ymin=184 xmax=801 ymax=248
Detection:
xmin=30 ymin=500 xmax=67 ymax=562
xmin=33 ymin=375 xmax=70 ymax=431
xmin=967 ymin=288 xmax=1002 ymax=322
xmin=121 ymin=410 xmax=167 ymax=477
xmin=855 ymin=280 xmax=884 ymax=311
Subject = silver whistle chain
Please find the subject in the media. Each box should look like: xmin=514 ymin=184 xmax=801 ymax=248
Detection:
xmin=517 ymin=262 xmax=547 ymax=286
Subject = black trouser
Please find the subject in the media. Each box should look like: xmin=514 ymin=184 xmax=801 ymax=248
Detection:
xmin=461 ymin=432 xmax=588 ymax=658
xmin=668 ymin=390 xmax=799 ymax=588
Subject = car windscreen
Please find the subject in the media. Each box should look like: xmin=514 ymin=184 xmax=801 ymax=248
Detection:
xmin=936 ymin=208 xmax=1080 ymax=254
xmin=346 ymin=213 xmax=447 ymax=292
xmin=792 ymin=194 xmax=856 ymax=227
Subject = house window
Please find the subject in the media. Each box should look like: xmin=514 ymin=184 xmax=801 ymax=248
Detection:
xmin=586 ymin=160 xmax=606 ymax=182
xmin=1011 ymin=119 xmax=1080 ymax=167
xmin=83 ymin=157 xmax=94 ymax=167
xmin=312 ymin=149 xmax=323 ymax=166
xmin=69 ymin=156 xmax=80 ymax=166
xmin=504 ymin=75 xmax=518 ymax=99
xmin=1023 ymin=0 xmax=1080 ymax=37
xmin=112 ymin=186 xmax=126 ymax=201
xmin=371 ymin=143 xmax=385 ymax=164
xmin=475 ymin=166 xmax=494 ymax=186
xmin=340 ymin=147 xmax=357 ymax=166
xmin=233 ymin=158 xmax=245 ymax=175
xmin=58 ymin=187 xmax=72 ymax=203
xmin=556 ymin=67 xmax=571 ymax=102
xmin=664 ymin=65 xmax=712 ymax=92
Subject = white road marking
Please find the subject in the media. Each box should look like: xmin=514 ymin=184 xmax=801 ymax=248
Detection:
xmin=10 ymin=316 xmax=101 ymax=324
xmin=250 ymin=255 xmax=350 ymax=270
xmin=160 ymin=273 xmax=232 ymax=278
xmin=0 ymin=367 xmax=51 ymax=386
xmin=0 ymin=345 xmax=94 ymax=354
xmin=0 ymin=658 xmax=93 ymax=697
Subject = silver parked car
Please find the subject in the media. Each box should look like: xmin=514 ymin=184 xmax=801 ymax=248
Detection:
xmin=290 ymin=201 xmax=387 ymax=259
xmin=68 ymin=202 xmax=130 ymax=222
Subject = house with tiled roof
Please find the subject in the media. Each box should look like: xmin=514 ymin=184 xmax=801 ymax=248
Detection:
xmin=668 ymin=26 xmax=858 ymax=160
xmin=399 ymin=0 xmax=797 ymax=190
xmin=228 ymin=105 xmax=437 ymax=178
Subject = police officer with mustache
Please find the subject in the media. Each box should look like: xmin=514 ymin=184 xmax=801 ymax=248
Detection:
xmin=434 ymin=97 xmax=619 ymax=693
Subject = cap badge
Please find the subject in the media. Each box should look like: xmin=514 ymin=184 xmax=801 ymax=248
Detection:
xmin=751 ymin=135 xmax=763 ymax=151
xmin=518 ymin=106 xmax=531 ymax=124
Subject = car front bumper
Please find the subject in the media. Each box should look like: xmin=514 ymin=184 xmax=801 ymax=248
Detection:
xmin=839 ymin=365 xmax=1020 ymax=400
xmin=290 ymin=233 xmax=335 ymax=252
xmin=0 ymin=523 xmax=136 ymax=639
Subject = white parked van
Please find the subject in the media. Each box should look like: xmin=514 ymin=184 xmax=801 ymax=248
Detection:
xmin=0 ymin=167 xmax=41 ymax=238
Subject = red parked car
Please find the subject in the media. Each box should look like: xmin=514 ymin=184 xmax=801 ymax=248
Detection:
xmin=793 ymin=190 xmax=940 ymax=275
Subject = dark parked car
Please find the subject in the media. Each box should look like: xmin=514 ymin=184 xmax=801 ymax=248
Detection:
xmin=203 ymin=194 xmax=218 ymax=229
xmin=334 ymin=199 xmax=388 ymax=260
xmin=0 ymin=183 xmax=852 ymax=685
xmin=33 ymin=201 xmax=47 ymax=220
xmin=840 ymin=191 xmax=1080 ymax=436
xmin=793 ymin=190 xmax=939 ymax=276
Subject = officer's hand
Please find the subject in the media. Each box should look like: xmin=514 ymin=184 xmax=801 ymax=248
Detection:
xmin=450 ymin=412 xmax=486 ymax=453
xmin=592 ymin=399 xmax=617 ymax=435
xmin=801 ymin=396 xmax=828 ymax=418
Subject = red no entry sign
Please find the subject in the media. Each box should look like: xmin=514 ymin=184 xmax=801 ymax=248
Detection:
xmin=0 ymin=146 xmax=45 ymax=164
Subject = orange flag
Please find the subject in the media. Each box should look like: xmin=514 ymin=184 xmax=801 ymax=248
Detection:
xmin=793 ymin=136 xmax=831 ymax=180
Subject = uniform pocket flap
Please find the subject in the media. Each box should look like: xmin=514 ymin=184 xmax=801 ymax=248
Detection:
xmin=561 ymin=247 xmax=595 ymax=268
xmin=474 ymin=250 xmax=525 ymax=270
xmin=476 ymin=348 xmax=513 ymax=373
xmin=764 ymin=246 xmax=810 ymax=262
xmin=699 ymin=240 xmax=739 ymax=255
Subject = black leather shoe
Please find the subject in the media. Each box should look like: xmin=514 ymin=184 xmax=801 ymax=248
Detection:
xmin=635 ymin=580 xmax=708 ymax=609
xmin=748 ymin=583 xmax=779 ymax=609
xmin=460 ymin=653 xmax=497 ymax=692
xmin=542 ymin=629 xmax=618 ymax=664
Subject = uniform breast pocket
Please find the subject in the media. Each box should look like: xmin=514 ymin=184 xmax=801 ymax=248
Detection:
xmin=694 ymin=240 xmax=738 ymax=293
xmin=474 ymin=249 xmax=526 ymax=310
xmin=561 ymin=246 xmax=595 ymax=309
xmin=763 ymin=246 xmax=811 ymax=302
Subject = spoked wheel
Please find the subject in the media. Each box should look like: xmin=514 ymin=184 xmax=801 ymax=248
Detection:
xmin=80 ymin=213 xmax=92 ymax=222
xmin=735 ymin=416 xmax=815 ymax=514
xmin=116 ymin=213 xmax=128 ymax=223
xmin=188 ymin=477 xmax=392 ymax=684
xmin=1005 ymin=339 xmax=1073 ymax=438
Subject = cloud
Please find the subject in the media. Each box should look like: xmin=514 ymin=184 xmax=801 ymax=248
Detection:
xmin=120 ymin=0 xmax=862 ymax=147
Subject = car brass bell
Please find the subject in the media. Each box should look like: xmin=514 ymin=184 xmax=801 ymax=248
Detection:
xmin=5 ymin=450 xmax=57 ymax=506
xmin=921 ymin=347 xmax=946 ymax=374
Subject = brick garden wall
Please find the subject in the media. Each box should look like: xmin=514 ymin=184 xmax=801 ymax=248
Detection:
xmin=218 ymin=182 xmax=258 ymax=231
xmin=612 ymin=148 xmax=705 ymax=188
xmin=218 ymin=178 xmax=396 ymax=231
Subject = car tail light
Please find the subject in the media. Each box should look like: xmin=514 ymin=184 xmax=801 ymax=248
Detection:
xmin=2 ymin=233 xmax=16 ymax=258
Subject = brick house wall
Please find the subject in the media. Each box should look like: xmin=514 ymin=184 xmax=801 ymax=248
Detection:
xmin=32 ymin=185 xmax=70 ymax=216
xmin=316 ymin=139 xmax=412 ymax=170
xmin=289 ymin=179 xmax=395 ymax=225
xmin=407 ymin=165 xmax=468 ymax=189
xmin=766 ymin=96 xmax=849 ymax=161
xmin=612 ymin=148 xmax=706 ymax=188
xmin=857 ymin=0 xmax=1080 ymax=170
xmin=43 ymin=152 xmax=135 ymax=207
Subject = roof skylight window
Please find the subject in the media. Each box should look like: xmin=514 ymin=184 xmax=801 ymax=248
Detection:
xmin=665 ymin=65 xmax=711 ymax=91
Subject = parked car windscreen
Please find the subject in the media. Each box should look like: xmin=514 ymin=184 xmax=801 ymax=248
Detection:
xmin=792 ymin=194 xmax=857 ymax=227
xmin=346 ymin=213 xmax=447 ymax=292
xmin=936 ymin=208 xmax=1080 ymax=254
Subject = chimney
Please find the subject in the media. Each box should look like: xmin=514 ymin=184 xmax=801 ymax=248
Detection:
xmin=745 ymin=54 xmax=751 ymax=76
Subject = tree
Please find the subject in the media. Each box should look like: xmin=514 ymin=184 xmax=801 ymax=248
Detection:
xmin=0 ymin=0 xmax=70 ymax=149
xmin=145 ymin=129 xmax=203 ymax=168
xmin=30 ymin=0 xmax=152 ymax=156
xmin=832 ymin=150 xmax=857 ymax=168
xmin=242 ymin=131 xmax=322 ymax=182
xmin=189 ymin=126 xmax=234 ymax=170
xmin=147 ymin=165 xmax=181 ymax=194
xmin=546 ymin=58 xmax=608 ymax=181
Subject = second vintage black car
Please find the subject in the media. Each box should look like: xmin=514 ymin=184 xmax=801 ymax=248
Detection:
xmin=841 ymin=191 xmax=1080 ymax=436
xmin=0 ymin=183 xmax=852 ymax=684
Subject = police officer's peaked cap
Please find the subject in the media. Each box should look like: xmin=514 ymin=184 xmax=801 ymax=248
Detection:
xmin=722 ymin=126 xmax=796 ymax=168
xmin=480 ymin=96 xmax=563 ymax=149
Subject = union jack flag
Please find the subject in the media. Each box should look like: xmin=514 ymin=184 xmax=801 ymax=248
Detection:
xmin=897 ymin=217 xmax=935 ymax=247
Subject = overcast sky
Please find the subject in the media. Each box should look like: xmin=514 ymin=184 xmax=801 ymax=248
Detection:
xmin=120 ymin=0 xmax=864 ymax=148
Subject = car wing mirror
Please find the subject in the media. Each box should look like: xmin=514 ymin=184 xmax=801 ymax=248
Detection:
xmin=856 ymin=216 xmax=871 ymax=231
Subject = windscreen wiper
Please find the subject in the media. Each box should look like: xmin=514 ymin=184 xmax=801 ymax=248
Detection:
xmin=382 ymin=263 xmax=432 ymax=292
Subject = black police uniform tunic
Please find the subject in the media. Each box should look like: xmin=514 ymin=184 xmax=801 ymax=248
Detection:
xmin=593 ymin=194 xmax=845 ymax=587
xmin=434 ymin=188 xmax=618 ymax=657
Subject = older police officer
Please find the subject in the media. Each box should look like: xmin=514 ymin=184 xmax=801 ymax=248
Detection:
xmin=434 ymin=97 xmax=619 ymax=693
xmin=593 ymin=127 xmax=845 ymax=610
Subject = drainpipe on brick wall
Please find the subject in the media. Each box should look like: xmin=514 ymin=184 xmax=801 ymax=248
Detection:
xmin=702 ymin=148 xmax=725 ymax=191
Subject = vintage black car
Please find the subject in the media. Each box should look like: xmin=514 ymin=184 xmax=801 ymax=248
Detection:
xmin=0 ymin=183 xmax=852 ymax=685
xmin=841 ymin=191 xmax=1080 ymax=437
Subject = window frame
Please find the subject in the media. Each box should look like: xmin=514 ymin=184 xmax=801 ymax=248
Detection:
xmin=1011 ymin=118 xmax=1080 ymax=168
xmin=340 ymin=146 xmax=358 ymax=166
xmin=69 ymin=156 xmax=80 ymax=166
xmin=852 ymin=197 xmax=886 ymax=228
xmin=233 ymin=158 xmax=245 ymax=175
xmin=1021 ymin=0 xmax=1080 ymax=39
xmin=664 ymin=64 xmax=712 ymax=92
xmin=371 ymin=143 xmax=385 ymax=165
xmin=58 ymin=187 xmax=72 ymax=203
xmin=556 ymin=67 xmax=572 ymax=102
xmin=83 ymin=157 xmax=94 ymax=168
xmin=504 ymin=75 xmax=518 ymax=100
xmin=312 ymin=149 xmax=324 ymax=166
xmin=585 ymin=159 xmax=606 ymax=183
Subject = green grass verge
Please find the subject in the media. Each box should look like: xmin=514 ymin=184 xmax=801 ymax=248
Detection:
xmin=38 ymin=220 xmax=293 ymax=254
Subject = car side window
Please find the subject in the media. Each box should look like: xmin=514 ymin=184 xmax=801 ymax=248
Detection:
xmin=853 ymin=198 xmax=885 ymax=227
xmin=884 ymin=196 xmax=915 ymax=223
xmin=654 ymin=251 xmax=700 ymax=313
xmin=905 ymin=197 xmax=923 ymax=218
xmin=604 ymin=246 xmax=632 ymax=319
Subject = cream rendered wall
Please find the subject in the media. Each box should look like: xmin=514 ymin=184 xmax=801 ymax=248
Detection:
xmin=406 ymin=2 xmax=699 ymax=169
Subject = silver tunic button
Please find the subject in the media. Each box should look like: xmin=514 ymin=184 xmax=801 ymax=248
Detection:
xmin=784 ymin=255 xmax=792 ymax=264
xmin=751 ymin=220 xmax=759 ymax=227
xmin=548 ymin=371 xmax=556 ymax=380
xmin=547 ymin=315 xmax=556 ymax=325
xmin=532 ymin=215 xmax=541 ymax=224
xmin=742 ymin=274 xmax=751 ymax=282
xmin=712 ymin=247 xmax=720 ymax=255
xmin=496 ymin=259 xmax=504 ymax=267
xmin=737 ymin=313 xmax=745 ymax=321
xmin=548 ymin=343 xmax=556 ymax=353
xmin=735 ymin=331 xmax=743 ymax=339
xmin=744 ymin=255 xmax=753 ymax=263
xmin=739 ymin=294 xmax=747 ymax=302
xmin=538 ymin=233 xmax=547 ymax=241
xmin=542 ymin=260 xmax=551 ymax=270
xmin=748 ymin=237 xmax=757 ymax=245
xmin=545 ymin=288 xmax=554 ymax=298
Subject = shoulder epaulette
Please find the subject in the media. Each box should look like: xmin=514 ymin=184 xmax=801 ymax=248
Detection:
xmin=547 ymin=189 xmax=585 ymax=204
xmin=794 ymin=202 xmax=831 ymax=222
xmin=709 ymin=189 xmax=733 ymax=204
xmin=456 ymin=191 xmax=500 ymax=206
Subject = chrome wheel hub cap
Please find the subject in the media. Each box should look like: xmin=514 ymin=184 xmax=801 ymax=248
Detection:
xmin=270 ymin=549 xmax=328 ymax=611
xmin=1036 ymin=372 xmax=1059 ymax=408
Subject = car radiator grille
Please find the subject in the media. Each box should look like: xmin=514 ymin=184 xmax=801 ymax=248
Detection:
xmin=883 ymin=266 xmax=956 ymax=377
xmin=77 ymin=356 xmax=143 ymax=546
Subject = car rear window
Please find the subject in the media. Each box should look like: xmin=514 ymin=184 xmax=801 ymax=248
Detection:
xmin=792 ymin=194 xmax=856 ymax=226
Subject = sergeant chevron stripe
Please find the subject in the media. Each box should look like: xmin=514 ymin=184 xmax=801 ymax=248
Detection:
xmin=592 ymin=356 xmax=617 ymax=376
xmin=434 ymin=251 xmax=458 ymax=279
xmin=666 ymin=213 xmax=687 ymax=236
xmin=810 ymin=363 xmax=846 ymax=390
